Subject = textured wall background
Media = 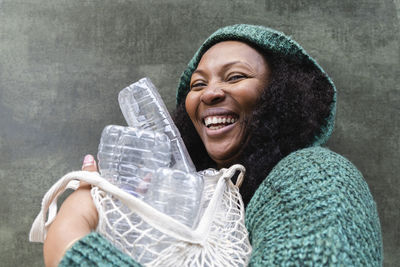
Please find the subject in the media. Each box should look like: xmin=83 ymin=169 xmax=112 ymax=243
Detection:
xmin=0 ymin=0 xmax=398 ymax=266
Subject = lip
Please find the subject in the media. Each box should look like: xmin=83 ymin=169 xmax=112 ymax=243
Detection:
xmin=204 ymin=120 xmax=238 ymax=137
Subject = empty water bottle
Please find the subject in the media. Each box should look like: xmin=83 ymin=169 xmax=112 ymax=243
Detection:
xmin=98 ymin=125 xmax=171 ymax=198
xmin=118 ymin=77 xmax=195 ymax=172
xmin=145 ymin=167 xmax=204 ymax=228
xmin=97 ymin=125 xmax=172 ymax=253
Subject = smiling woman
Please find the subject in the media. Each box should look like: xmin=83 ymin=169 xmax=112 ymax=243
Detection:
xmin=46 ymin=24 xmax=382 ymax=266
xmin=174 ymin=26 xmax=337 ymax=206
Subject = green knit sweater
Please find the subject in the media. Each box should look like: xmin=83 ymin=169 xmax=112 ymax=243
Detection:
xmin=60 ymin=146 xmax=382 ymax=266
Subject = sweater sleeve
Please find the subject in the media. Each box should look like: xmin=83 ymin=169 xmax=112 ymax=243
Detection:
xmin=59 ymin=232 xmax=142 ymax=267
xmin=245 ymin=147 xmax=383 ymax=266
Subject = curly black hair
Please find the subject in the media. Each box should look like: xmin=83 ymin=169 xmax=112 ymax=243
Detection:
xmin=172 ymin=51 xmax=334 ymax=206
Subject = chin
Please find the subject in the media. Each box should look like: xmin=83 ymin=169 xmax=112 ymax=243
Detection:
xmin=207 ymin=148 xmax=240 ymax=168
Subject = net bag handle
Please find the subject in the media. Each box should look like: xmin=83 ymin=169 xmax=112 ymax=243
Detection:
xmin=30 ymin=165 xmax=245 ymax=245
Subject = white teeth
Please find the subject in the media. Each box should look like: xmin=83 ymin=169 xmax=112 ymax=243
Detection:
xmin=205 ymin=117 xmax=211 ymax=126
xmin=204 ymin=116 xmax=237 ymax=128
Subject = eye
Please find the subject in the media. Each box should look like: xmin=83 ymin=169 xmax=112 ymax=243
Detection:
xmin=190 ymin=80 xmax=207 ymax=90
xmin=227 ymin=74 xmax=247 ymax=82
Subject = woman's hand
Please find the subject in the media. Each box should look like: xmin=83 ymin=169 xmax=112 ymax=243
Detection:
xmin=43 ymin=155 xmax=99 ymax=267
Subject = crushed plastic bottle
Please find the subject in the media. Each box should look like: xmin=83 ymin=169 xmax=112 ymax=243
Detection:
xmin=98 ymin=125 xmax=171 ymax=198
xmin=118 ymin=77 xmax=195 ymax=172
xmin=97 ymin=125 xmax=173 ymax=255
xmin=145 ymin=167 xmax=204 ymax=228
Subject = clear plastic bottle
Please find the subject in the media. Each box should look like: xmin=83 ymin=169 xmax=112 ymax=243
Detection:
xmin=144 ymin=167 xmax=204 ymax=228
xmin=98 ymin=125 xmax=171 ymax=198
xmin=98 ymin=125 xmax=203 ymax=264
xmin=97 ymin=124 xmax=173 ymax=254
xmin=118 ymin=77 xmax=195 ymax=172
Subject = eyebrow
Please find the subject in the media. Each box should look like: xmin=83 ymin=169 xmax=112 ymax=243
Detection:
xmin=192 ymin=60 xmax=255 ymax=76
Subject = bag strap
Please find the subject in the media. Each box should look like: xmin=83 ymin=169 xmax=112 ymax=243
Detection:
xmin=29 ymin=171 xmax=102 ymax=243
xmin=234 ymin=165 xmax=245 ymax=188
xmin=192 ymin=164 xmax=245 ymax=244
xmin=30 ymin=165 xmax=245 ymax=244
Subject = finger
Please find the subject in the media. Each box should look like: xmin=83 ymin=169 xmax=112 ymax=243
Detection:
xmin=81 ymin=154 xmax=98 ymax=172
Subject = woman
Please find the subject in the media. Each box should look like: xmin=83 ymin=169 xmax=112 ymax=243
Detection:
xmin=44 ymin=24 xmax=383 ymax=266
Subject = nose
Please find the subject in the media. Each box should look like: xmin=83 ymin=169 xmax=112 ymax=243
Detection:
xmin=200 ymin=84 xmax=225 ymax=105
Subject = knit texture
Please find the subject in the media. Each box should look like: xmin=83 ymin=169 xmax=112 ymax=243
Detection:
xmin=60 ymin=146 xmax=382 ymax=266
xmin=176 ymin=24 xmax=337 ymax=146
xmin=245 ymin=146 xmax=382 ymax=266
xmin=59 ymin=232 xmax=141 ymax=267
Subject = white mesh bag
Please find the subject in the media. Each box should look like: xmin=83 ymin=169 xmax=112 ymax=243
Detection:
xmin=30 ymin=164 xmax=252 ymax=266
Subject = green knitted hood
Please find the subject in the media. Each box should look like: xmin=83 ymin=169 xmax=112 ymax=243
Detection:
xmin=176 ymin=24 xmax=336 ymax=146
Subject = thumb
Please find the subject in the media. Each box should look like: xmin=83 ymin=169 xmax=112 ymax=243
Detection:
xmin=81 ymin=154 xmax=98 ymax=172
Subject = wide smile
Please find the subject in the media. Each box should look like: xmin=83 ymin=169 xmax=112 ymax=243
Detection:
xmin=201 ymin=111 xmax=239 ymax=137
xmin=203 ymin=115 xmax=239 ymax=130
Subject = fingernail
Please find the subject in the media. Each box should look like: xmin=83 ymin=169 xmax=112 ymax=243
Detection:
xmin=82 ymin=154 xmax=94 ymax=168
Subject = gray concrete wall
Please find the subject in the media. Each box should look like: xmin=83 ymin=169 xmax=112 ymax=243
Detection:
xmin=0 ymin=0 xmax=398 ymax=266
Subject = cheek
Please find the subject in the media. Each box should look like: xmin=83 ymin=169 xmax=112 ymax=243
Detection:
xmin=235 ymin=87 xmax=263 ymax=114
xmin=185 ymin=92 xmax=198 ymax=122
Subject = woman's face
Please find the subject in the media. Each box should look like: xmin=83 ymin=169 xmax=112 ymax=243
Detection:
xmin=185 ymin=41 xmax=270 ymax=168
